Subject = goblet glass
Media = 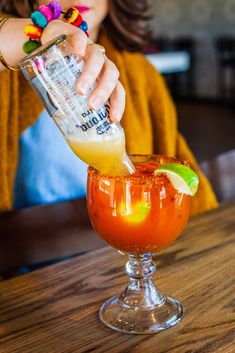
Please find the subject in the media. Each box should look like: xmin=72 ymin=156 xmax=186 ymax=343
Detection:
xmin=87 ymin=155 xmax=191 ymax=334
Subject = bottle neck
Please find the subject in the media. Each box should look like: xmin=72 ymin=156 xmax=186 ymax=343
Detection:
xmin=122 ymin=152 xmax=136 ymax=175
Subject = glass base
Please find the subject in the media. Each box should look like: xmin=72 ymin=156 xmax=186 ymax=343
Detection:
xmin=99 ymin=295 xmax=184 ymax=334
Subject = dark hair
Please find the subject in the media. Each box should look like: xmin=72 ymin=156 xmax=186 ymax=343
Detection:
xmin=105 ymin=0 xmax=150 ymax=52
xmin=1 ymin=0 xmax=35 ymax=18
xmin=1 ymin=0 xmax=150 ymax=52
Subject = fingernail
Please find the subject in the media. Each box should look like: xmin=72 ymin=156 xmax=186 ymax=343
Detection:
xmin=111 ymin=111 xmax=121 ymax=122
xmin=76 ymin=46 xmax=85 ymax=57
xmin=77 ymin=81 xmax=89 ymax=95
xmin=90 ymin=96 xmax=102 ymax=110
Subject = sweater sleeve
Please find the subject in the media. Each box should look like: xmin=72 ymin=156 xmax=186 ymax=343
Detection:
xmin=176 ymin=132 xmax=218 ymax=215
xmin=145 ymin=60 xmax=218 ymax=215
xmin=0 ymin=69 xmax=19 ymax=210
xmin=145 ymin=61 xmax=178 ymax=156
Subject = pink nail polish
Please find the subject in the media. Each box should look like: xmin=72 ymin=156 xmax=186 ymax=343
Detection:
xmin=78 ymin=81 xmax=89 ymax=95
xmin=111 ymin=111 xmax=121 ymax=122
xmin=90 ymin=96 xmax=102 ymax=110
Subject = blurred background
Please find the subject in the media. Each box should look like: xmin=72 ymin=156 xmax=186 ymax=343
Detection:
xmin=0 ymin=0 xmax=234 ymax=278
xmin=146 ymin=0 xmax=235 ymax=203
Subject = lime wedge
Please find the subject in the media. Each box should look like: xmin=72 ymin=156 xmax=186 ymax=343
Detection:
xmin=154 ymin=163 xmax=199 ymax=196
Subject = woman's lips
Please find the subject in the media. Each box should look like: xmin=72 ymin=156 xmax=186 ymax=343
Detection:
xmin=75 ymin=6 xmax=91 ymax=14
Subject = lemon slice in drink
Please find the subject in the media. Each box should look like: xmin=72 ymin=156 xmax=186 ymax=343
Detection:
xmin=154 ymin=163 xmax=199 ymax=196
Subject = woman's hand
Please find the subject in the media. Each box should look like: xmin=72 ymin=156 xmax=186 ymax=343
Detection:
xmin=41 ymin=20 xmax=125 ymax=122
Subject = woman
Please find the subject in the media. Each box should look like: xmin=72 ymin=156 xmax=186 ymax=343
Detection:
xmin=0 ymin=0 xmax=218 ymax=214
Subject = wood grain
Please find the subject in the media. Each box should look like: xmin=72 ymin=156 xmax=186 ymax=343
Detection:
xmin=0 ymin=202 xmax=235 ymax=353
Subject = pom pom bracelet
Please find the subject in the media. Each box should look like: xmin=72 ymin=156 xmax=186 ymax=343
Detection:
xmin=23 ymin=1 xmax=89 ymax=55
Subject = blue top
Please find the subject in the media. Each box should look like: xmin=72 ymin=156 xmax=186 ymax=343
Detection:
xmin=14 ymin=110 xmax=88 ymax=208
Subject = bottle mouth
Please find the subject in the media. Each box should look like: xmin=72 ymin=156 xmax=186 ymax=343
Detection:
xmin=20 ymin=34 xmax=67 ymax=68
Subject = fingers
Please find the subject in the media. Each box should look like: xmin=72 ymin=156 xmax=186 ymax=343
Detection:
xmin=77 ymin=47 xmax=125 ymax=121
xmin=76 ymin=44 xmax=106 ymax=96
xmin=85 ymin=58 xmax=120 ymax=111
xmin=69 ymin=29 xmax=88 ymax=57
xmin=42 ymin=20 xmax=88 ymax=57
xmin=109 ymin=81 xmax=126 ymax=122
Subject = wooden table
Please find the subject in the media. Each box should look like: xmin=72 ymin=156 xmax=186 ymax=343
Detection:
xmin=0 ymin=202 xmax=234 ymax=353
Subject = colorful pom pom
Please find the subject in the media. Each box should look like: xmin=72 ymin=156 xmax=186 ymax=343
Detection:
xmin=79 ymin=21 xmax=88 ymax=32
xmin=24 ymin=24 xmax=43 ymax=40
xmin=38 ymin=5 xmax=53 ymax=22
xmin=23 ymin=40 xmax=41 ymax=54
xmin=72 ymin=14 xmax=83 ymax=27
xmin=49 ymin=1 xmax=62 ymax=19
xmin=23 ymin=1 xmax=89 ymax=55
xmin=31 ymin=11 xmax=48 ymax=29
xmin=64 ymin=7 xmax=79 ymax=23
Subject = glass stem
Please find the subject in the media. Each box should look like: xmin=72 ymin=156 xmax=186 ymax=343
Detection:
xmin=119 ymin=254 xmax=165 ymax=309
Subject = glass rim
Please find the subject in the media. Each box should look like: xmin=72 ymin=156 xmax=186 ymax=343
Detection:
xmin=88 ymin=154 xmax=190 ymax=181
xmin=20 ymin=34 xmax=67 ymax=68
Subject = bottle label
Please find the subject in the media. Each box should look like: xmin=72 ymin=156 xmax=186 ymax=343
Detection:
xmin=31 ymin=75 xmax=58 ymax=117
xmin=31 ymin=53 xmax=111 ymax=138
xmin=76 ymin=104 xmax=111 ymax=134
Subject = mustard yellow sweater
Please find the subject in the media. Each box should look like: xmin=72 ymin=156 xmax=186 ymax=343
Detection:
xmin=0 ymin=30 xmax=218 ymax=214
